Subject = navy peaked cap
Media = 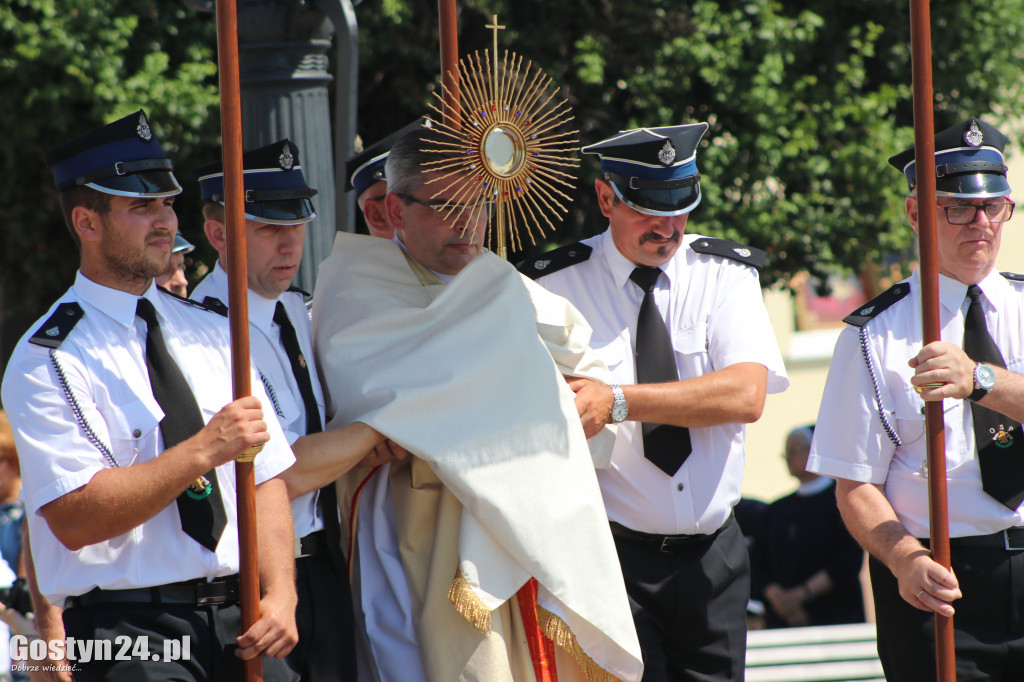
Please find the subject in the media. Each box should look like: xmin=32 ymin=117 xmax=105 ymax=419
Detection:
xmin=345 ymin=117 xmax=432 ymax=197
xmin=193 ymin=139 xmax=317 ymax=225
xmin=582 ymin=123 xmax=709 ymax=216
xmin=172 ymin=233 xmax=195 ymax=254
xmin=888 ymin=118 xmax=1010 ymax=198
xmin=45 ymin=109 xmax=181 ymax=197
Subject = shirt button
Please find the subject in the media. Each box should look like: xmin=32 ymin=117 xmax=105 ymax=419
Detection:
xmin=677 ymin=483 xmax=684 ymax=492
xmin=133 ymin=429 xmax=142 ymax=438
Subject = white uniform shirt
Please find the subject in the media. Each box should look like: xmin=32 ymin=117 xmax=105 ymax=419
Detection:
xmin=534 ymin=228 xmax=789 ymax=535
xmin=808 ymin=269 xmax=1024 ymax=538
xmin=1 ymin=273 xmax=295 ymax=604
xmin=192 ymin=262 xmax=327 ymax=539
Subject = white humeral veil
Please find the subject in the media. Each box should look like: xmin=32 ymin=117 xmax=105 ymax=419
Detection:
xmin=312 ymin=233 xmax=642 ymax=682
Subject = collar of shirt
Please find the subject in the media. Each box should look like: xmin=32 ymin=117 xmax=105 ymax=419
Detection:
xmin=72 ymin=271 xmax=161 ymax=329
xmin=968 ymin=269 xmax=1012 ymax=312
xmin=208 ymin=261 xmax=280 ymax=332
xmin=598 ymin=227 xmax=673 ymax=295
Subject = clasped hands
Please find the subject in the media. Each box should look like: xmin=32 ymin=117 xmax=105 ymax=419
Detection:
xmin=566 ymin=377 xmax=615 ymax=438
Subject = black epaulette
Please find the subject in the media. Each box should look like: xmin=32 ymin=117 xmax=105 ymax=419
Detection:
xmin=156 ymin=286 xmax=225 ymax=316
xmin=1001 ymin=271 xmax=1024 ymax=282
xmin=689 ymin=238 xmax=766 ymax=269
xmin=287 ymin=284 xmax=311 ymax=299
xmin=842 ymin=282 xmax=911 ymax=328
xmin=29 ymin=302 xmax=84 ymax=349
xmin=199 ymin=296 xmax=229 ymax=318
xmin=516 ymin=242 xmax=592 ymax=280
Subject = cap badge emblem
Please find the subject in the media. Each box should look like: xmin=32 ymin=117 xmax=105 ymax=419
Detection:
xmin=534 ymin=259 xmax=551 ymax=271
xmin=733 ymin=248 xmax=751 ymax=258
xmin=278 ymin=144 xmax=295 ymax=170
xmin=136 ymin=113 xmax=153 ymax=141
xmin=657 ymin=140 xmax=676 ymax=166
xmin=964 ymin=120 xmax=983 ymax=148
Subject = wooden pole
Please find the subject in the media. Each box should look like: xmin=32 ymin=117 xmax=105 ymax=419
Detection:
xmin=215 ymin=1 xmax=261 ymax=680
xmin=908 ymin=0 xmax=955 ymax=678
xmin=438 ymin=0 xmax=460 ymax=127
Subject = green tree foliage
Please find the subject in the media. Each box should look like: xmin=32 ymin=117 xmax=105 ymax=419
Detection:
xmin=354 ymin=0 xmax=1024 ymax=290
xmin=0 ymin=0 xmax=220 ymax=319
xmin=2 ymin=0 xmax=1023 ymax=327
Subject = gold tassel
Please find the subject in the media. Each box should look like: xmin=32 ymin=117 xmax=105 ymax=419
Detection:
xmin=538 ymin=605 xmax=623 ymax=682
xmin=448 ymin=570 xmax=493 ymax=633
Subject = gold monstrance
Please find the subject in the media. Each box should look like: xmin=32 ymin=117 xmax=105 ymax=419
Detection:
xmin=424 ymin=15 xmax=579 ymax=260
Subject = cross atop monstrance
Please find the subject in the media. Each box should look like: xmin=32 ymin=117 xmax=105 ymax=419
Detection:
xmin=424 ymin=14 xmax=579 ymax=259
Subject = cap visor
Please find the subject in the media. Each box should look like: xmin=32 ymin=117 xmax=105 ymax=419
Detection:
xmin=244 ymin=198 xmax=317 ymax=225
xmin=89 ymin=170 xmax=182 ymax=198
xmin=935 ymin=173 xmax=1011 ymax=199
xmin=613 ymin=182 xmax=701 ymax=216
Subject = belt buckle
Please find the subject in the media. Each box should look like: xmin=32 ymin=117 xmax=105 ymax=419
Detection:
xmin=659 ymin=536 xmax=675 ymax=553
xmin=294 ymin=537 xmax=303 ymax=558
xmin=195 ymin=581 xmax=229 ymax=606
xmin=1003 ymin=529 xmax=1024 ymax=551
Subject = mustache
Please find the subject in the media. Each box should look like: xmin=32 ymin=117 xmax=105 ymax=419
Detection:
xmin=639 ymin=230 xmax=680 ymax=245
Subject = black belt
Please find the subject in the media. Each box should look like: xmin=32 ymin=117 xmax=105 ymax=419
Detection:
xmin=65 ymin=575 xmax=239 ymax=610
xmin=610 ymin=515 xmax=732 ymax=553
xmin=296 ymin=530 xmax=327 ymax=558
xmin=946 ymin=527 xmax=1024 ymax=550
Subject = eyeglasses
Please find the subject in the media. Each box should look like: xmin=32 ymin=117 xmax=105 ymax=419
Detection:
xmin=937 ymin=201 xmax=1015 ymax=225
xmin=394 ymin=192 xmax=493 ymax=219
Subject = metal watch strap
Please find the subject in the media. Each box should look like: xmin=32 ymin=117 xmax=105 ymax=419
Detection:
xmin=610 ymin=383 xmax=628 ymax=423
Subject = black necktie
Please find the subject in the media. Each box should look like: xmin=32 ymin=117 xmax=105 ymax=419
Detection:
xmin=136 ymin=298 xmax=226 ymax=551
xmin=629 ymin=266 xmax=692 ymax=476
xmin=964 ymin=284 xmax=1024 ymax=509
xmin=274 ymin=302 xmax=321 ymax=436
xmin=274 ymin=302 xmax=342 ymax=570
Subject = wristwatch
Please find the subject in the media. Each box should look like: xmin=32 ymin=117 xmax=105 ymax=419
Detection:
xmin=609 ymin=384 xmax=629 ymax=423
xmin=971 ymin=362 xmax=996 ymax=402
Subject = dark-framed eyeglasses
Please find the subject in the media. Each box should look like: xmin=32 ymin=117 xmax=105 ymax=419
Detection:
xmin=937 ymin=200 xmax=1015 ymax=225
xmin=393 ymin=192 xmax=493 ymax=219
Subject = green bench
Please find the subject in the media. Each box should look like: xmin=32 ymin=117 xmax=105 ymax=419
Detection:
xmin=745 ymin=622 xmax=884 ymax=682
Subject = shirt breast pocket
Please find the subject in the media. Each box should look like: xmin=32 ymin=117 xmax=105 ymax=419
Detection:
xmin=101 ymin=399 xmax=161 ymax=466
xmin=672 ymin=321 xmax=710 ymax=372
xmin=892 ymin=394 xmax=926 ymax=448
xmin=891 ymin=388 xmax=961 ymax=469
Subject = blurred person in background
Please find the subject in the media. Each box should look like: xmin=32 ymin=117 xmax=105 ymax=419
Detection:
xmin=756 ymin=425 xmax=865 ymax=628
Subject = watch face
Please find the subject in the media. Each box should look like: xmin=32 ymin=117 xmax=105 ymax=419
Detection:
xmin=977 ymin=364 xmax=996 ymax=390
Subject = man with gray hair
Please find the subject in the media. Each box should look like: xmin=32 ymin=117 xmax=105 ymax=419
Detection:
xmin=312 ymin=127 xmax=643 ymax=682
xmin=810 ymin=117 xmax=1024 ymax=679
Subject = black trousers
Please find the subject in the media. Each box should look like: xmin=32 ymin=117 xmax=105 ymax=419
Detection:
xmin=613 ymin=516 xmax=749 ymax=682
xmin=285 ymin=551 xmax=358 ymax=681
xmin=63 ymin=600 xmax=299 ymax=682
xmin=870 ymin=545 xmax=1024 ymax=681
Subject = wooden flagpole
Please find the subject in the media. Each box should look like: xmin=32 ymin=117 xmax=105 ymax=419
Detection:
xmin=438 ymin=0 xmax=460 ymax=127
xmin=214 ymin=1 xmax=262 ymax=680
xmin=908 ymin=0 xmax=956 ymax=678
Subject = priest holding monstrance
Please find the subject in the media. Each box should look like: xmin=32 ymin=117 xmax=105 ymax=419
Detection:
xmin=313 ymin=118 xmax=643 ymax=680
